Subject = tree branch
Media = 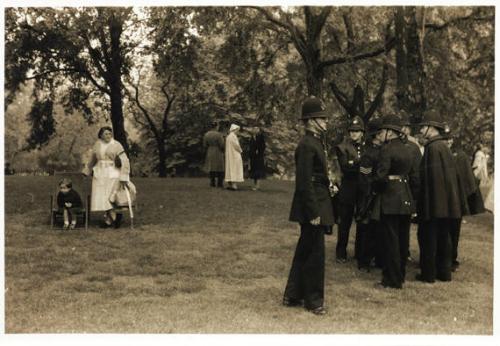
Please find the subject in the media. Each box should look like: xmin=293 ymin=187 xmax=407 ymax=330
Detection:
xmin=364 ymin=63 xmax=388 ymax=121
xmin=131 ymin=82 xmax=161 ymax=141
xmin=425 ymin=10 xmax=494 ymax=32
xmin=342 ymin=9 xmax=355 ymax=54
xmin=82 ymin=33 xmax=111 ymax=85
xmin=320 ymin=36 xmax=396 ymax=68
xmin=250 ymin=6 xmax=294 ymax=33
xmin=329 ymin=80 xmax=354 ymax=115
xmin=82 ymin=66 xmax=110 ymax=95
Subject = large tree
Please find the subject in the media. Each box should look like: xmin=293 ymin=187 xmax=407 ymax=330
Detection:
xmin=251 ymin=6 xmax=395 ymax=99
xmin=5 ymin=7 xmax=138 ymax=150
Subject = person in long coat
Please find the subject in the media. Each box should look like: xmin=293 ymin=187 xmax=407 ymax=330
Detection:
xmin=283 ymin=97 xmax=334 ymax=316
xmin=249 ymin=128 xmax=267 ymax=190
xmin=372 ymin=115 xmax=419 ymax=289
xmin=334 ymin=116 xmax=365 ymax=263
xmin=416 ymin=110 xmax=461 ymax=283
xmin=225 ymin=124 xmax=244 ymax=190
xmin=83 ymin=126 xmax=130 ymax=228
xmin=443 ymin=126 xmax=485 ymax=271
xmin=203 ymin=121 xmax=225 ymax=188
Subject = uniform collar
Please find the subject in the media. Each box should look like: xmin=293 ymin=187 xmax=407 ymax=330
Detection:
xmin=305 ymin=130 xmax=322 ymax=140
xmin=425 ymin=135 xmax=445 ymax=146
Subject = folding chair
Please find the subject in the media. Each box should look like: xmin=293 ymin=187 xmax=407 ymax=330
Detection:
xmin=50 ymin=171 xmax=90 ymax=230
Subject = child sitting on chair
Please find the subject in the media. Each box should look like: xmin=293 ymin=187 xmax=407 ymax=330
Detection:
xmin=57 ymin=178 xmax=83 ymax=230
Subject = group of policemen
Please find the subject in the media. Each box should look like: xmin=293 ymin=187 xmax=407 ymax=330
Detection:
xmin=283 ymin=96 xmax=485 ymax=315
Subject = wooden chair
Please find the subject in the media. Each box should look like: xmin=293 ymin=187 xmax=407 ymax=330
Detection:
xmin=50 ymin=172 xmax=90 ymax=230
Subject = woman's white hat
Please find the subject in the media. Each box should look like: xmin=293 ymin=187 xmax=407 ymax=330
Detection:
xmin=229 ymin=124 xmax=240 ymax=132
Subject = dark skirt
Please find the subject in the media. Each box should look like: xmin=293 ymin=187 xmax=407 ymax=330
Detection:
xmin=249 ymin=156 xmax=266 ymax=180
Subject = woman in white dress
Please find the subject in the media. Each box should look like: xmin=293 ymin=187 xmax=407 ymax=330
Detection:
xmin=83 ymin=126 xmax=130 ymax=228
xmin=472 ymin=143 xmax=489 ymax=187
xmin=472 ymin=143 xmax=493 ymax=212
xmin=224 ymin=124 xmax=244 ymax=190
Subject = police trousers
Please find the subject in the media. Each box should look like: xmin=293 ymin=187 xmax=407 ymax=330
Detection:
xmin=284 ymin=223 xmax=325 ymax=310
xmin=357 ymin=221 xmax=382 ymax=268
xmin=450 ymin=218 xmax=462 ymax=264
xmin=336 ymin=203 xmax=361 ymax=259
xmin=380 ymin=214 xmax=410 ymax=288
xmin=418 ymin=218 xmax=453 ymax=282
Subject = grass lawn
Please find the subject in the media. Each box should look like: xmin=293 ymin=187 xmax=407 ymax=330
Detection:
xmin=4 ymin=176 xmax=494 ymax=333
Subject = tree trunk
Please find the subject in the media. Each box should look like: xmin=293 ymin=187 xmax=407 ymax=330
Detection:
xmin=395 ymin=6 xmax=426 ymax=123
xmin=158 ymin=144 xmax=168 ymax=178
xmin=108 ymin=12 xmax=129 ymax=151
xmin=306 ymin=66 xmax=324 ymax=97
xmin=109 ymin=86 xmax=128 ymax=151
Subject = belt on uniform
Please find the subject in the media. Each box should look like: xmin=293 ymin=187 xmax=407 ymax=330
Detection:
xmin=388 ymin=175 xmax=407 ymax=182
xmin=311 ymin=175 xmax=330 ymax=186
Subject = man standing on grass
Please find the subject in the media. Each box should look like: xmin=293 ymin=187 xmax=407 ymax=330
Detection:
xmin=283 ymin=96 xmax=334 ymax=316
xmin=334 ymin=116 xmax=365 ymax=263
xmin=356 ymin=117 xmax=384 ymax=271
xmin=372 ymin=115 xmax=419 ymax=289
xmin=416 ymin=110 xmax=461 ymax=283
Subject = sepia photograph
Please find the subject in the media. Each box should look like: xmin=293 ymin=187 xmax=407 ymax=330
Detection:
xmin=1 ymin=1 xmax=496 ymax=341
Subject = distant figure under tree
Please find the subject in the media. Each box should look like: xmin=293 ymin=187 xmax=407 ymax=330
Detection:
xmin=224 ymin=124 xmax=244 ymax=191
xmin=472 ymin=142 xmax=490 ymax=187
xmin=248 ymin=127 xmax=266 ymax=191
xmin=203 ymin=121 xmax=225 ymax=188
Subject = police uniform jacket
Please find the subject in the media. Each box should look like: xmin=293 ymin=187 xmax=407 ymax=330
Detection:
xmin=404 ymin=138 xmax=422 ymax=213
xmin=335 ymin=139 xmax=364 ymax=206
xmin=289 ymin=131 xmax=335 ymax=226
xmin=373 ymin=137 xmax=419 ymax=217
xmin=418 ymin=136 xmax=462 ymax=221
xmin=357 ymin=141 xmax=382 ymax=222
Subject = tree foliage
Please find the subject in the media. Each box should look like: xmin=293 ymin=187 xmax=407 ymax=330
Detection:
xmin=4 ymin=6 xmax=495 ymax=176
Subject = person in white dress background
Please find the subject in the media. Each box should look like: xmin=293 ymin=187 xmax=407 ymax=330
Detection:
xmin=83 ymin=126 xmax=130 ymax=227
xmin=472 ymin=143 xmax=493 ymax=212
xmin=224 ymin=124 xmax=244 ymax=190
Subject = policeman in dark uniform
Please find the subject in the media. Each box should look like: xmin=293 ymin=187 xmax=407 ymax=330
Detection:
xmin=335 ymin=116 xmax=365 ymax=262
xmin=373 ymin=115 xmax=419 ymax=289
xmin=356 ymin=118 xmax=384 ymax=271
xmin=283 ymin=97 xmax=334 ymax=315
xmin=416 ymin=110 xmax=461 ymax=283
xmin=443 ymin=125 xmax=485 ymax=271
xmin=400 ymin=112 xmax=422 ymax=263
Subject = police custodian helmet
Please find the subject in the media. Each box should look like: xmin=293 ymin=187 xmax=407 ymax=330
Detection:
xmin=301 ymin=97 xmax=329 ymax=120
xmin=380 ymin=114 xmax=404 ymax=133
xmin=419 ymin=110 xmax=446 ymax=130
xmin=348 ymin=116 xmax=365 ymax=132
xmin=367 ymin=117 xmax=383 ymax=136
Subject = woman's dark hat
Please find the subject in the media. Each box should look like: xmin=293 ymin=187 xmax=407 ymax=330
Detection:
xmin=301 ymin=97 xmax=328 ymax=120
